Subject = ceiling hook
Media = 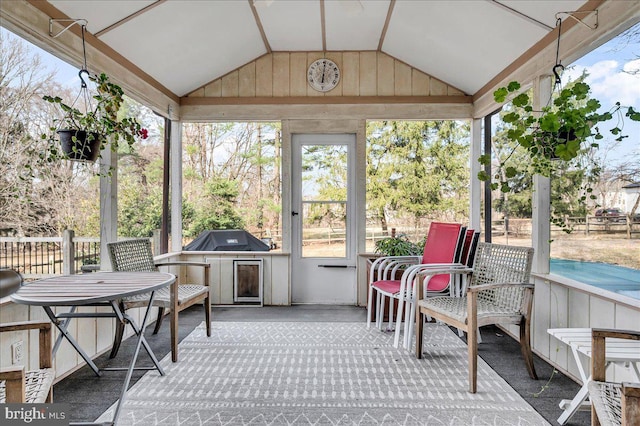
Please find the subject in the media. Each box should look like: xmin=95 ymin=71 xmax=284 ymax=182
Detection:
xmin=554 ymin=10 xmax=598 ymax=30
xmin=49 ymin=18 xmax=89 ymax=38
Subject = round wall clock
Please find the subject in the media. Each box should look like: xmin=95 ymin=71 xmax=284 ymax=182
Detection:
xmin=307 ymin=59 xmax=340 ymax=92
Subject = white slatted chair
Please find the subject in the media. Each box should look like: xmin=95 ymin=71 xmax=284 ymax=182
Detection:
xmin=0 ymin=269 xmax=54 ymax=403
xmin=588 ymin=329 xmax=640 ymax=426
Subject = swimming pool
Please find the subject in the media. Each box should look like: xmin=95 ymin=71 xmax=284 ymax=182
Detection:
xmin=550 ymin=259 xmax=640 ymax=300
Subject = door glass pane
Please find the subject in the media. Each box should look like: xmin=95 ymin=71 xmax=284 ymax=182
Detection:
xmin=300 ymin=144 xmax=347 ymax=258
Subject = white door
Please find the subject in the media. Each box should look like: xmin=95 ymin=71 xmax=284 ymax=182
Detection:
xmin=291 ymin=134 xmax=356 ymax=304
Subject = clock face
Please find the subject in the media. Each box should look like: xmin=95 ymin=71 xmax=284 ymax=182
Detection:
xmin=308 ymin=59 xmax=340 ymax=92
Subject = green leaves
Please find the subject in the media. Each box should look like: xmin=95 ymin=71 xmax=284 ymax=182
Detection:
xmin=493 ymin=87 xmax=509 ymax=103
xmin=504 ymin=166 xmax=518 ymax=178
xmin=512 ymin=93 xmax=530 ymax=108
xmin=626 ymin=106 xmax=640 ymax=121
xmin=493 ymin=81 xmax=521 ymax=103
xmin=41 ymin=72 xmax=145 ymax=166
xmin=478 ymin=154 xmax=491 ymax=166
xmin=539 ymin=113 xmax=561 ymax=133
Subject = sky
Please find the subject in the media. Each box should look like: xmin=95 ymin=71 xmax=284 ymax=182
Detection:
xmin=3 ymin=20 xmax=640 ymax=164
xmin=563 ymin=23 xmax=640 ymax=164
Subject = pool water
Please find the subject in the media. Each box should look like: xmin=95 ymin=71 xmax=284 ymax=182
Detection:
xmin=550 ymin=259 xmax=640 ymax=300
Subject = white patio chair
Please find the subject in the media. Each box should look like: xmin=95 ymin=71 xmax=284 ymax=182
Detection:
xmin=0 ymin=269 xmax=55 ymax=403
xmin=588 ymin=328 xmax=640 ymax=426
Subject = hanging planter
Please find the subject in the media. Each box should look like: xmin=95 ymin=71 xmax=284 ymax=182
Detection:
xmin=41 ymin=23 xmax=147 ymax=165
xmin=57 ymin=129 xmax=102 ymax=162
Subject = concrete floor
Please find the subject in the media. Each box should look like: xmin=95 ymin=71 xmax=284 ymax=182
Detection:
xmin=53 ymin=305 xmax=590 ymax=425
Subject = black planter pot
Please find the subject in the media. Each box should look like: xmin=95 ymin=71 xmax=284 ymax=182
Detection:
xmin=539 ymin=129 xmax=578 ymax=160
xmin=57 ymin=129 xmax=102 ymax=162
xmin=558 ymin=129 xmax=577 ymax=143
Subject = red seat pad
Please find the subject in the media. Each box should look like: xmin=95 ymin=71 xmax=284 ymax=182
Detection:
xmin=373 ymin=272 xmax=450 ymax=294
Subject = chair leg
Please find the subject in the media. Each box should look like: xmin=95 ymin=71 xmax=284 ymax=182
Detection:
xmin=109 ymin=301 xmax=127 ymax=359
xmin=366 ymin=286 xmax=375 ymax=329
xmin=415 ymin=309 xmax=423 ymax=359
xmin=375 ymin=292 xmax=383 ymax=330
xmin=519 ymin=316 xmax=538 ymax=380
xmin=110 ymin=318 xmax=125 ymax=359
xmin=153 ymin=307 xmax=165 ymax=335
xmin=403 ymin=299 xmax=416 ymax=350
xmin=467 ymin=325 xmax=478 ymax=393
xmin=388 ymin=295 xmax=395 ymax=332
xmin=170 ymin=306 xmax=178 ymax=363
xmin=467 ymin=294 xmax=478 ymax=393
xmin=393 ymin=297 xmax=403 ymax=348
xmin=205 ymin=296 xmax=211 ymax=337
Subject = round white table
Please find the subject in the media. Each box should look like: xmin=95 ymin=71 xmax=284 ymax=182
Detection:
xmin=11 ymin=271 xmax=176 ymax=426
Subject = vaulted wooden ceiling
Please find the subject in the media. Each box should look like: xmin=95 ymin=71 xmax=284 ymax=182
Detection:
xmin=30 ymin=0 xmax=597 ymax=96
xmin=2 ymin=0 xmax=639 ymax=119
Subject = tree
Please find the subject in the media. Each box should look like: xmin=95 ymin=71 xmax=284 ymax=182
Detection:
xmin=0 ymin=29 xmax=88 ymax=235
xmin=366 ymin=120 xmax=470 ymax=233
xmin=185 ymin=178 xmax=245 ymax=237
xmin=301 ymin=144 xmax=348 ymax=230
xmin=181 ymin=122 xmax=282 ymax=238
xmin=1 ymin=29 xmax=165 ymax=237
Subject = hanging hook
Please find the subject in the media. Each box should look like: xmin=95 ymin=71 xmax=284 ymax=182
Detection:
xmin=553 ymin=17 xmax=564 ymax=88
xmin=553 ymin=64 xmax=565 ymax=87
xmin=78 ymin=69 xmax=90 ymax=89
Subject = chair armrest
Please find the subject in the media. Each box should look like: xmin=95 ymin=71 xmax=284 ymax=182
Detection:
xmin=0 ymin=321 xmax=51 ymax=333
xmin=412 ymin=264 xmax=471 ymax=278
xmin=375 ymin=255 xmax=421 ymax=261
xmin=622 ymin=382 xmax=640 ymax=424
xmin=370 ymin=256 xmax=421 ymax=281
xmin=0 ymin=366 xmax=25 ymax=403
xmin=592 ymin=328 xmax=640 ymax=341
xmin=372 ymin=256 xmax=420 ymax=270
xmin=407 ymin=265 xmax=472 ymax=300
xmin=155 ymin=262 xmax=211 ymax=293
xmin=371 ymin=256 xmax=420 ymax=270
xmin=1 ymin=321 xmax=52 ymax=370
xmin=466 ymin=282 xmax=534 ymax=293
xmin=0 ymin=366 xmax=25 ymax=380
xmin=155 ymin=261 xmax=210 ymax=268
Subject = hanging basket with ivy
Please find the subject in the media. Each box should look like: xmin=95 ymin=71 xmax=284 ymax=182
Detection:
xmin=41 ymin=24 xmax=147 ymax=165
xmin=57 ymin=129 xmax=102 ymax=162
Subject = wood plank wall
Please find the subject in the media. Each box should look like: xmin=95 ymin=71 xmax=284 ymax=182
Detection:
xmin=186 ymin=52 xmax=466 ymax=99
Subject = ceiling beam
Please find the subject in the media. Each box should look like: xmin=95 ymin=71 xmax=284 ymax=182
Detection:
xmin=180 ymin=101 xmax=472 ymax=122
xmin=488 ymin=0 xmax=553 ymax=31
xmin=94 ymin=0 xmax=166 ymax=38
xmin=181 ymin=95 xmax=472 ymax=106
xmin=249 ymin=0 xmax=271 ymax=53
xmin=320 ymin=0 xmax=326 ymax=52
xmin=378 ymin=0 xmax=395 ymax=51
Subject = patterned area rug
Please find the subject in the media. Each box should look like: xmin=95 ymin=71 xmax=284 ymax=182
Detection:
xmin=96 ymin=322 xmax=549 ymax=425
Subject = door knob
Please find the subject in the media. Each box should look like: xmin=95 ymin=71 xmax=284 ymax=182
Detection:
xmin=292 ymin=211 xmax=299 ymax=216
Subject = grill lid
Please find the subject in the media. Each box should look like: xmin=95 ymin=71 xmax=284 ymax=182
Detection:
xmin=184 ymin=230 xmax=270 ymax=251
